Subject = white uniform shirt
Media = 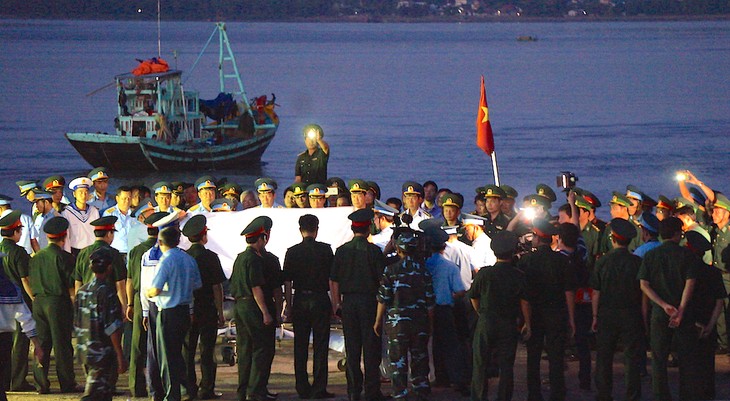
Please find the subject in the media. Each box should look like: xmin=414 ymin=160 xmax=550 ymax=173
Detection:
xmin=371 ymin=225 xmax=394 ymax=251
xmin=444 ymin=239 xmax=476 ymax=290
xmin=60 ymin=204 xmax=100 ymax=252
xmin=33 ymin=209 xmax=59 ymax=249
xmin=139 ymin=245 xmax=163 ymax=317
xmin=470 ymin=232 xmax=497 ymax=272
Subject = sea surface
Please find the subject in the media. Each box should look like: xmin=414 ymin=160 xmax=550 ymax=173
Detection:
xmin=0 ymin=19 xmax=728 ymax=217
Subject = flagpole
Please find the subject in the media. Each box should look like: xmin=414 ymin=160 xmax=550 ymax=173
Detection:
xmin=491 ymin=151 xmax=500 ymax=186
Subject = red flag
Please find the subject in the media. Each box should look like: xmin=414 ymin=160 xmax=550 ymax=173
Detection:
xmin=476 ymin=75 xmax=495 ymax=155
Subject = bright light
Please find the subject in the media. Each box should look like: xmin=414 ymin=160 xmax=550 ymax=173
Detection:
xmin=306 ymin=130 xmax=317 ymax=139
xmin=522 ymin=207 xmax=536 ymax=220
xmin=137 ymin=8 xmax=142 ymax=13
xmin=675 ymin=172 xmax=687 ymax=181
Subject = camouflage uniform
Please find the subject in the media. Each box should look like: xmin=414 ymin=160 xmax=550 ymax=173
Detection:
xmin=74 ymin=276 xmax=123 ymax=401
xmin=377 ymin=256 xmax=435 ymax=399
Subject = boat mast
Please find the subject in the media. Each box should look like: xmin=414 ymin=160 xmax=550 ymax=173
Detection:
xmin=157 ymin=0 xmax=162 ymax=58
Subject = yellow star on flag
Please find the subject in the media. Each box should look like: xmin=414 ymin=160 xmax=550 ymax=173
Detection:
xmin=481 ymin=106 xmax=489 ymax=123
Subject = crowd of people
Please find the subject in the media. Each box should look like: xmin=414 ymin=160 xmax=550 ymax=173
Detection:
xmin=0 ymin=126 xmax=728 ymax=401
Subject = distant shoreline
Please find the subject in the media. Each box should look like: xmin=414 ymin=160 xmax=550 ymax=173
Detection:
xmin=2 ymin=14 xmax=729 ymax=23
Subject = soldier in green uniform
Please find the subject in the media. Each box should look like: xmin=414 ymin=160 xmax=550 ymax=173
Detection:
xmin=590 ymin=218 xmax=644 ymax=401
xmin=374 ymin=231 xmax=435 ymax=400
xmin=482 ymin=185 xmax=510 ymax=238
xmin=518 ymin=218 xmax=576 ymax=401
xmin=231 ymin=216 xmax=276 ymax=401
xmin=499 ymin=185 xmax=519 ymax=221
xmin=74 ymin=247 xmax=127 ymax=401
xmin=125 ymin=212 xmax=168 ymax=398
xmin=182 ymin=215 xmax=226 ymax=400
xmin=638 ymin=217 xmax=698 ymax=401
xmin=259 ymin=219 xmax=283 ymax=401
xmin=470 ymin=230 xmax=531 ymax=401
xmin=283 ymin=214 xmax=335 ymax=399
xmin=0 ymin=211 xmax=35 ymax=392
xmin=28 ymin=216 xmax=80 ymax=393
xmin=710 ymin=194 xmax=730 ymax=352
xmin=295 ymin=124 xmax=330 ymax=186
xmin=330 ymin=209 xmax=388 ymax=401
xmin=289 ymin=183 xmax=310 ymax=209
xmin=598 ymin=192 xmax=642 ymax=256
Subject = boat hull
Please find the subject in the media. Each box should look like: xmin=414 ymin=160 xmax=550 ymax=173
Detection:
xmin=65 ymin=129 xmax=276 ymax=171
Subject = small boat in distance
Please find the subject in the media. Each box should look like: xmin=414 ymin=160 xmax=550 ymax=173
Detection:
xmin=66 ymin=22 xmax=278 ymax=172
xmin=517 ymin=36 xmax=538 ymax=42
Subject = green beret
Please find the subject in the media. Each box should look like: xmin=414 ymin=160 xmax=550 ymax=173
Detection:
xmin=532 ymin=218 xmax=558 ymax=238
xmin=402 ymin=181 xmax=424 ymax=197
xmin=483 ymin=185 xmax=505 ymax=199
xmin=0 ymin=210 xmax=22 ymax=230
xmin=348 ymin=208 xmax=374 ymax=223
xmin=91 ymin=216 xmax=118 ymax=231
xmin=42 ymin=175 xmax=66 ymax=191
xmin=440 ymin=193 xmax=463 ymax=209
xmin=88 ymin=167 xmax=109 ymax=182
xmin=490 ymin=231 xmax=519 ymax=255
xmin=44 ymin=216 xmax=69 ymax=235
xmin=609 ymin=192 xmax=632 ymax=208
xmin=500 ymin=185 xmax=518 ymax=199
xmin=182 ymin=215 xmax=207 ymax=237
xmin=195 ymin=175 xmax=217 ymax=191
xmin=289 ymin=182 xmax=308 ymax=196
xmin=524 ymin=194 xmax=550 ymax=210
xmin=241 ymin=216 xmax=273 ymax=237
xmin=714 ymin=194 xmax=730 ymax=212
xmin=536 ymin=184 xmax=557 ymax=202
xmin=255 ymin=178 xmax=277 ymax=193
xmin=348 ymin=179 xmax=369 ymax=193
xmin=609 ymin=218 xmax=637 ymax=241
xmin=685 ymin=230 xmax=711 ymax=254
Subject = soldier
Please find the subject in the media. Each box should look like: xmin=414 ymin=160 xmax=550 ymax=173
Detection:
xmin=439 ymin=193 xmax=462 ymax=228
xmin=31 ymin=190 xmax=57 ymax=250
xmin=421 ymin=180 xmax=441 ymax=219
xmin=146 ymin=227 xmax=202 ymax=401
xmin=187 ymin=176 xmax=217 ymax=215
xmin=0 ymin=211 xmax=35 ymax=392
xmin=28 ymin=216 xmax=80 ymax=393
xmin=365 ymin=181 xmax=380 ymax=211
xmin=61 ymin=177 xmax=100 ymax=255
xmin=42 ymin=175 xmax=68 ymax=213
xmin=295 ymin=124 xmax=330 ymax=186
xmin=283 ymin=214 xmax=335 ymax=399
xmin=371 ymin=200 xmax=398 ymax=251
xmin=470 ymin=231 xmax=530 ymax=401
xmin=482 ymin=185 xmax=510 ymax=238
xmin=307 ymin=184 xmax=328 ymax=209
xmin=499 ymin=185 xmax=519 ymax=221
xmin=638 ymin=217 xmax=698 ymax=401
xmin=598 ymin=192 xmax=641 ymax=255
xmin=676 ymin=205 xmax=713 ymax=264
xmin=348 ymin=179 xmax=369 ymax=211
xmin=255 ymin=178 xmax=283 ymax=209
xmin=290 ymin=183 xmax=310 ymax=209
xmin=330 ymin=209 xmax=388 ymax=401
xmin=462 ymin=213 xmax=497 ymax=271
xmin=74 ymin=247 xmax=127 ymax=401
xmin=260 ymin=220 xmax=284 ymax=401
xmin=231 ymin=216 xmax=276 ymax=401
xmin=0 ymin=194 xmax=39 ymax=255
xmin=103 ymin=186 xmax=135 ymax=257
xmin=152 ymin=182 xmax=178 ymax=214
xmin=181 ymin=215 xmax=226 ymax=399
xmin=325 ymin=177 xmax=347 ymax=208
xmin=633 ymin=211 xmax=661 ymax=258
xmin=374 ymin=230 xmax=435 ymax=400
xmin=401 ymin=181 xmax=430 ymax=230
xmin=591 ymin=218 xmax=645 ymax=401
xmin=625 ymin=185 xmax=645 ymax=223
xmin=88 ymin=167 xmax=115 ymax=211
xmin=710 ymin=194 xmax=730 ymax=353
xmin=518 ymin=218 xmax=576 ymax=401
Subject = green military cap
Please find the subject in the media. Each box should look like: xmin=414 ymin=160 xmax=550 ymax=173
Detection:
xmin=367 ymin=181 xmax=381 ymax=200
xmin=474 ymin=186 xmax=486 ymax=195
xmin=220 ymin=183 xmax=242 ymax=198
xmin=42 ymin=175 xmax=66 ymax=191
xmin=255 ymin=177 xmax=277 ymax=193
xmin=91 ymin=216 xmax=118 ymax=231
xmin=524 ymin=194 xmax=550 ymax=210
xmin=462 ymin=213 xmax=487 ymax=227
xmin=374 ymin=199 xmax=399 ymax=217
xmin=16 ymin=180 xmax=37 ymax=197
xmin=182 ymin=215 xmax=207 ymax=237
xmin=625 ymin=185 xmax=644 ymax=201
xmin=609 ymin=192 xmax=632 ymax=208
xmin=581 ymin=190 xmax=602 ymax=208
xmin=171 ymin=181 xmax=191 ymax=195
xmin=0 ymin=210 xmax=23 ymax=230
xmin=685 ymin=230 xmax=711 ymax=254
xmin=88 ymin=167 xmax=110 ymax=182
xmin=639 ymin=212 xmax=660 ymax=234
xmin=574 ymin=196 xmax=594 ymax=211
xmin=303 ymin=123 xmax=323 ymax=138
xmin=674 ymin=197 xmax=695 ymax=211
xmin=423 ymin=226 xmax=449 ymax=246
xmin=307 ymin=184 xmax=327 ymax=197
xmin=348 ymin=208 xmax=374 ymax=225
xmin=241 ymin=216 xmax=273 ymax=238
xmin=43 ymin=216 xmax=69 ymax=236
xmin=326 ymin=177 xmax=347 ymax=190
xmin=153 ymin=181 xmax=173 ymax=194
xmin=500 ymin=185 xmax=518 ymax=199
xmin=532 ymin=218 xmax=558 ymax=238
xmin=490 ymin=231 xmax=519 ymax=255
xmin=90 ymin=247 xmax=113 ymax=270
xmin=536 ymin=184 xmax=557 ymax=202
xmin=483 ymin=184 xmax=506 ymax=199
xmin=656 ymin=195 xmax=674 ymax=211
xmin=31 ymin=189 xmax=52 ymax=201
xmin=348 ymin=179 xmax=369 ymax=193
xmin=609 ymin=218 xmax=637 ymax=241
xmin=402 ymin=181 xmax=424 ymax=196
xmin=714 ymin=194 xmax=730 ymax=212
xmin=195 ymin=175 xmax=217 ymax=191
xmin=144 ymin=211 xmax=170 ymax=227
xmin=440 ymin=193 xmax=463 ymax=210
xmin=642 ymin=194 xmax=658 ymax=209
xmin=0 ymin=194 xmax=13 ymax=206
xmin=211 ymin=198 xmax=234 ymax=212
xmin=289 ymin=182 xmax=308 ymax=196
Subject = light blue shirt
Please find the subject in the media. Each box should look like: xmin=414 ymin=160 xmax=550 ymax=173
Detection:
xmin=103 ymin=206 xmax=133 ymax=253
xmin=634 ymin=239 xmax=661 ymax=259
xmin=425 ymin=253 xmax=465 ymax=306
xmin=151 ymin=248 xmax=202 ymax=310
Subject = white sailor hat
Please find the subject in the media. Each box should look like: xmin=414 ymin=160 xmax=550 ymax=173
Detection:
xmin=373 ymin=199 xmax=398 ymax=217
xmin=442 ymin=225 xmax=459 ymax=235
xmin=69 ymin=177 xmax=93 ymax=191
xmin=462 ymin=213 xmax=486 ymax=226
xmin=152 ymin=211 xmax=179 ymax=228
xmin=0 ymin=194 xmax=13 ymax=206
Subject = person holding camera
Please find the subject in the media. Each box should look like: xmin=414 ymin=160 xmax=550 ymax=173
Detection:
xmin=294 ymin=124 xmax=330 ymax=186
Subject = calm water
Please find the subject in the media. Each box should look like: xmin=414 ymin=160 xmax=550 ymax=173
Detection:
xmin=0 ymin=19 xmax=728 ymax=216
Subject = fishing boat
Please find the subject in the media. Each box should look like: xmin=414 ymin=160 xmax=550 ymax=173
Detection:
xmin=66 ymin=22 xmax=278 ymax=171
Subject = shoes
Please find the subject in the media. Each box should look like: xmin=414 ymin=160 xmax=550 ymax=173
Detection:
xmin=60 ymin=384 xmax=85 ymax=393
xmin=10 ymin=382 xmax=37 ymax=392
xmin=199 ymin=391 xmax=223 ymax=399
xmin=310 ymin=391 xmax=336 ymax=399
xmin=37 ymin=387 xmax=50 ymax=395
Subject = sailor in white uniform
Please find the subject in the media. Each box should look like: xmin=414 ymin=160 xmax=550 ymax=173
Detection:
xmin=60 ymin=177 xmax=100 ymax=255
xmin=461 ymin=213 xmax=496 ymax=272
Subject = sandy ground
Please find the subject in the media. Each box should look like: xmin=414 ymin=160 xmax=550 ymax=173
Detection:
xmin=6 ymin=334 xmax=730 ymax=401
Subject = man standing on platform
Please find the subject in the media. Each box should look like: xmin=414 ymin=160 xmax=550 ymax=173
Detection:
xmin=295 ymin=124 xmax=330 ymax=186
xmin=283 ymin=214 xmax=335 ymax=399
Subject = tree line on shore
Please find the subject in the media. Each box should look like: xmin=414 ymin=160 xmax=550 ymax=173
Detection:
xmin=3 ymin=0 xmax=729 ymax=20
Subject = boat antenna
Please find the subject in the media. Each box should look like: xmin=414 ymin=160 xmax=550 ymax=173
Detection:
xmin=157 ymin=0 xmax=161 ymax=58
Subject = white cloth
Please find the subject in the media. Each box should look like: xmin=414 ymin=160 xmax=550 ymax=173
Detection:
xmin=402 ymin=209 xmax=431 ymax=231
xmin=443 ymin=239 xmax=475 ymax=290
xmin=471 ymin=232 xmax=497 ymax=272
xmin=60 ymin=204 xmax=100 ymax=251
xmin=34 ymin=209 xmax=58 ymax=249
xmin=371 ymin=225 xmax=393 ymax=251
xmin=0 ymin=301 xmax=36 ymax=336
xmin=139 ymin=245 xmax=162 ymax=317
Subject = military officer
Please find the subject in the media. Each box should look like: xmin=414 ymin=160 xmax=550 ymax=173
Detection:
xmin=61 ymin=177 xmax=101 ymax=255
xmin=187 ymin=176 xmax=217 ymax=215
xmin=283 ymin=214 xmax=335 ymax=399
xmin=499 ymin=185 xmax=519 ymax=220
xmin=625 ymin=185 xmax=646 ymax=223
xmin=231 ymin=216 xmax=276 ymax=401
xmin=535 ymin=183 xmax=557 ymax=218
xmin=295 ymin=124 xmax=330 ymax=186
xmin=325 ymin=177 xmax=348 ymax=208
xmin=574 ymin=196 xmax=601 ymax=268
xmin=401 ymin=181 xmax=430 ymax=230
xmin=28 ymin=216 xmax=80 ymax=393
xmin=470 ymin=231 xmax=530 ymax=401
xmin=462 ymin=214 xmax=497 ymax=271
xmin=255 ymin=178 xmax=283 ymax=209
xmin=598 ymin=192 xmax=641 ymax=256
xmin=374 ymin=230 xmax=435 ymax=400
xmin=372 ymin=200 xmax=398 ymax=251
xmin=88 ymin=167 xmax=115 ymax=211
xmin=348 ymin=179 xmax=369 ymax=211
xmin=260 ymin=219 xmax=283 ymax=401
xmin=31 ymin=190 xmax=57 ymax=250
xmin=307 ymin=184 xmax=328 ymax=209
xmin=289 ymin=183 xmax=310 ymax=209
xmin=102 ymin=186 xmax=135 ymax=257
xmin=633 ymin=211 xmax=662 ymax=258
xmin=152 ymin=182 xmax=178 ymax=214
xmin=181 ymin=215 xmax=226 ymax=400
xmin=220 ymin=182 xmax=243 ymax=210
xmin=655 ymin=195 xmax=675 ymax=221
xmin=590 ymin=218 xmax=644 ymax=401
xmin=330 ymin=209 xmax=388 ymax=401
xmin=482 ymin=185 xmax=510 ymax=238
xmin=440 ymin=193 xmax=463 ymax=228
xmin=42 ymin=175 xmax=68 ymax=213
xmin=711 ymin=194 xmax=730 ymax=352
xmin=0 ymin=195 xmax=39 ymax=255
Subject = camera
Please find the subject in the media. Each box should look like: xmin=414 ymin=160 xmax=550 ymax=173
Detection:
xmin=556 ymin=171 xmax=578 ymax=189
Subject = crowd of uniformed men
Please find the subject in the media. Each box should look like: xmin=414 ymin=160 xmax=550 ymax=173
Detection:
xmin=0 ymin=131 xmax=729 ymax=401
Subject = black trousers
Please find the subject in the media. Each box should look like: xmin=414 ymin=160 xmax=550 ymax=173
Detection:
xmin=0 ymin=332 xmax=12 ymax=401
xmin=432 ymin=305 xmax=467 ymax=387
xmin=292 ymin=292 xmax=331 ymax=398
xmin=472 ymin=314 xmax=519 ymax=401
xmin=526 ymin=307 xmax=567 ymax=401
xmin=341 ymin=293 xmax=381 ymax=400
xmin=157 ymin=304 xmax=191 ymax=401
xmin=184 ymin=307 xmax=219 ymax=397
xmin=146 ymin=302 xmax=164 ymax=400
